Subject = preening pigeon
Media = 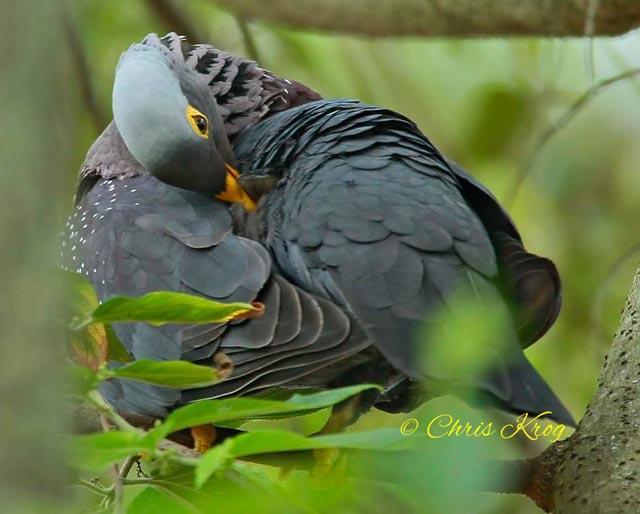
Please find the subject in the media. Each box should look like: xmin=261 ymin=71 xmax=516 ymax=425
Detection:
xmin=63 ymin=34 xmax=574 ymax=438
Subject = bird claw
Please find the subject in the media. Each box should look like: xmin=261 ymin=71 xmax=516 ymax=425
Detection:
xmin=190 ymin=424 xmax=217 ymax=453
xmin=311 ymin=447 xmax=341 ymax=477
xmin=212 ymin=350 xmax=234 ymax=380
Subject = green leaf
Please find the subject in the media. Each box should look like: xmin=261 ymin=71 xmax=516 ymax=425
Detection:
xmin=84 ymin=291 xmax=255 ymax=327
xmin=314 ymin=428 xmax=411 ymax=451
xmin=66 ymin=272 xmax=132 ymax=366
xmin=422 ymin=291 xmax=511 ymax=381
xmin=127 ymin=464 xmax=229 ymax=513
xmin=151 ymin=384 xmax=381 ymax=440
xmin=103 ymin=359 xmax=219 ymax=388
xmin=195 ymin=428 xmax=411 ymax=487
xmin=232 ymin=428 xmax=407 ymax=457
xmin=127 ymin=486 xmax=197 ymax=514
xmin=194 ymin=440 xmax=234 ymax=487
xmin=284 ymin=386 xmax=381 ymax=409
xmin=104 ymin=323 xmax=133 ymax=362
xmin=68 ymin=431 xmax=153 ymax=472
xmin=67 ymin=365 xmax=99 ymax=396
xmin=67 ymin=272 xmax=108 ymax=370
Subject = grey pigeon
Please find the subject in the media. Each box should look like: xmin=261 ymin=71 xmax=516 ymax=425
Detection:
xmin=62 ymin=35 xmax=370 ymax=419
xmin=64 ymin=33 xmax=574 ymax=428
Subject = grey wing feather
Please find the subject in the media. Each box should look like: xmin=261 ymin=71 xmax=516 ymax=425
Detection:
xmin=446 ymin=158 xmax=561 ymax=346
xmin=66 ymin=176 xmax=267 ymax=415
xmin=66 ymin=173 xmax=369 ymax=415
xmin=275 ymin=160 xmax=496 ymax=380
xmin=183 ymin=289 xmax=368 ymax=400
xmin=233 ymin=100 xmax=571 ymax=424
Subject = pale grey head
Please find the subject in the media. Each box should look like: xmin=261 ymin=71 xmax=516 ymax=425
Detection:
xmin=112 ymin=42 xmax=255 ymax=209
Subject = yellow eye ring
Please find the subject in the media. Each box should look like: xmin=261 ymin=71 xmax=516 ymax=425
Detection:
xmin=186 ymin=105 xmax=209 ymax=139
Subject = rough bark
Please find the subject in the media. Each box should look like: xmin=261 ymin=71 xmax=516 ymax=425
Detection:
xmin=545 ymin=267 xmax=640 ymax=513
xmin=213 ymin=0 xmax=640 ymax=37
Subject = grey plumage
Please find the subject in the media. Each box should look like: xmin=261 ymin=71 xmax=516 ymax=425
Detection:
xmin=78 ymin=32 xmax=319 ymax=196
xmin=63 ymin=172 xmax=370 ymax=417
xmin=62 ymin=36 xmax=365 ymax=418
xmin=233 ymin=99 xmax=573 ymax=425
xmin=64 ymin=32 xmax=570 ymax=427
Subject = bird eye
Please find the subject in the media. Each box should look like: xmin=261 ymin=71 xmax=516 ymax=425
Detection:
xmin=186 ymin=105 xmax=209 ymax=139
xmin=194 ymin=115 xmax=207 ymax=133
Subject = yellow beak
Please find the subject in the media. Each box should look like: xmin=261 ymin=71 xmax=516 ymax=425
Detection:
xmin=215 ymin=164 xmax=257 ymax=212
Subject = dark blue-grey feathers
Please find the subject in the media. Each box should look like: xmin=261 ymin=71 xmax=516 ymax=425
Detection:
xmin=233 ymin=99 xmax=572 ymax=426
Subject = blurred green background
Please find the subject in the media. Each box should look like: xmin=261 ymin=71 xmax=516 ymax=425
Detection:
xmin=3 ymin=1 xmax=640 ymax=513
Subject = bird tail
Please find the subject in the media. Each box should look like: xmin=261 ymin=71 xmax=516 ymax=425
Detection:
xmin=478 ymin=349 xmax=576 ymax=427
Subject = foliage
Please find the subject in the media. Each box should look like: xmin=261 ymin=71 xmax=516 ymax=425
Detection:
xmin=8 ymin=2 xmax=640 ymax=513
xmin=64 ymin=276 xmax=508 ymax=514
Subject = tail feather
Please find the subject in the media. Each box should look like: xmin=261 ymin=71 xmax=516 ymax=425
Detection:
xmin=481 ymin=350 xmax=576 ymax=427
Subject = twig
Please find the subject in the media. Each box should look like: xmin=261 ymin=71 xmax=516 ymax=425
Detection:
xmin=119 ymin=455 xmax=139 ymax=480
xmin=112 ymin=463 xmax=123 ymax=514
xmin=507 ymin=67 xmax=640 ymax=205
xmin=144 ymin=0 xmax=205 ymax=42
xmin=236 ymin=17 xmax=261 ymax=62
xmin=584 ymin=0 xmax=600 ymax=86
xmin=60 ymin=4 xmax=107 ymax=132
xmin=76 ymin=479 xmax=112 ymax=496
xmin=88 ymin=390 xmax=138 ymax=433
xmin=112 ymin=456 xmax=138 ymax=514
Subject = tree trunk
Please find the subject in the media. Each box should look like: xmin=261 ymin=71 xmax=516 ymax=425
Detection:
xmin=0 ymin=1 xmax=73 ymax=511
xmin=543 ymin=267 xmax=640 ymax=513
xmin=213 ymin=0 xmax=640 ymax=37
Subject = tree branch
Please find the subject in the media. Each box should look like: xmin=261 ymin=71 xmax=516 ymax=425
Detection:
xmin=478 ymin=267 xmax=640 ymax=513
xmin=212 ymin=0 xmax=640 ymax=37
xmin=507 ymin=67 xmax=640 ymax=205
xmin=61 ymin=5 xmax=107 ymax=132
xmin=145 ymin=0 xmax=205 ymax=43
xmin=548 ymin=268 xmax=640 ymax=513
xmin=236 ymin=17 xmax=261 ymax=62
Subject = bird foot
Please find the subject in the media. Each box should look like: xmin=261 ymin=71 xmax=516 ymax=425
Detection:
xmin=212 ymin=350 xmax=234 ymax=380
xmin=278 ymin=463 xmax=296 ymax=480
xmin=307 ymin=393 xmax=363 ymax=477
xmin=311 ymin=447 xmax=341 ymax=477
xmin=190 ymin=424 xmax=217 ymax=453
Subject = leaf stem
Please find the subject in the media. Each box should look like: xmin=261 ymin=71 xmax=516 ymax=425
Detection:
xmin=87 ymin=390 xmax=137 ymax=432
xmin=113 ymin=456 xmax=138 ymax=514
xmin=69 ymin=316 xmax=93 ymax=332
xmin=112 ymin=463 xmax=124 ymax=514
xmin=76 ymin=479 xmax=112 ymax=496
xmin=119 ymin=455 xmax=140 ymax=479
xmin=121 ymin=478 xmax=154 ymax=486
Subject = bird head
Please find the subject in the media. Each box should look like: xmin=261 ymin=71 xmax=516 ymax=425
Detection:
xmin=112 ymin=42 xmax=256 ymax=211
